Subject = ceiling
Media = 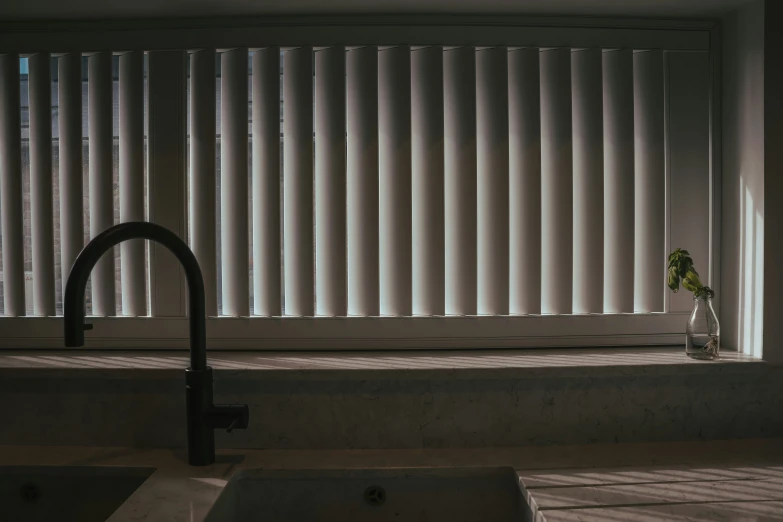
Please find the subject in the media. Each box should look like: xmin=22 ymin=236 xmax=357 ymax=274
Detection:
xmin=0 ymin=0 xmax=757 ymax=22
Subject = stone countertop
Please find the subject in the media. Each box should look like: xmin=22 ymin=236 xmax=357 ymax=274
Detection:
xmin=2 ymin=439 xmax=783 ymax=521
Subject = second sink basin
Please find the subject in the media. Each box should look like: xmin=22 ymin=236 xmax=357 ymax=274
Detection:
xmin=0 ymin=465 xmax=153 ymax=522
xmin=205 ymin=467 xmax=525 ymax=522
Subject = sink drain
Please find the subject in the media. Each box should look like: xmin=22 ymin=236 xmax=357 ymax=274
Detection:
xmin=20 ymin=483 xmax=40 ymax=503
xmin=364 ymin=485 xmax=386 ymax=506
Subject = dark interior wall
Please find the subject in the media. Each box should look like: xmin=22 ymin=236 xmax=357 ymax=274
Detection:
xmin=764 ymin=0 xmax=783 ymax=363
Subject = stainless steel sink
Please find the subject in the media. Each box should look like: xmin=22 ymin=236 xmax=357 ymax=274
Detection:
xmin=206 ymin=467 xmax=525 ymax=522
xmin=0 ymin=465 xmax=153 ymax=522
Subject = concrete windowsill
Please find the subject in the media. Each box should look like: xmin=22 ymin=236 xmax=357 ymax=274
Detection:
xmin=0 ymin=346 xmax=765 ymax=380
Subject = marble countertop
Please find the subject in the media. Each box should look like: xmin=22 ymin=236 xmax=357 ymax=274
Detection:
xmin=3 ymin=439 xmax=783 ymax=521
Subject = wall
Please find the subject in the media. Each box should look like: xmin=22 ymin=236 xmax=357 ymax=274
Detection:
xmin=721 ymin=0 xmax=764 ymax=358
xmin=763 ymin=1 xmax=783 ymax=364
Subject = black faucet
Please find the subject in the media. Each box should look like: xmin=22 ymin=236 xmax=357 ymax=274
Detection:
xmin=63 ymin=221 xmax=249 ymax=466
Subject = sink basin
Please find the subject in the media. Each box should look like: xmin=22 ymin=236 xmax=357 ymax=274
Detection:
xmin=205 ymin=467 xmax=525 ymax=522
xmin=0 ymin=465 xmax=153 ymax=522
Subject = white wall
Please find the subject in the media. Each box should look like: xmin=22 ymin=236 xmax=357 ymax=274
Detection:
xmin=721 ymin=0 xmax=764 ymax=357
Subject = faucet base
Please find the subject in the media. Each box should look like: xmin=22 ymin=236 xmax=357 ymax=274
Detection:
xmin=185 ymin=367 xmax=250 ymax=466
xmin=185 ymin=367 xmax=216 ymax=466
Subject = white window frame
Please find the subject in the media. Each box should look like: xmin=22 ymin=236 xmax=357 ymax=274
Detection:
xmin=0 ymin=15 xmax=721 ymax=350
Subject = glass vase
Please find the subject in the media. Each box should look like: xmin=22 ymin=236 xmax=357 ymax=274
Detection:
xmin=686 ymin=295 xmax=720 ymax=360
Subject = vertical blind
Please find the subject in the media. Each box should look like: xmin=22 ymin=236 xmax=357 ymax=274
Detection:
xmin=0 ymin=46 xmax=705 ymax=320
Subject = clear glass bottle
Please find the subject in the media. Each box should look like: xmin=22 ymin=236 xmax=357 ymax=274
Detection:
xmin=686 ymin=295 xmax=720 ymax=360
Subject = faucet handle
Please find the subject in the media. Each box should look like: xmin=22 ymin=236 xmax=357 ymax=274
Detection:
xmin=204 ymin=404 xmax=249 ymax=433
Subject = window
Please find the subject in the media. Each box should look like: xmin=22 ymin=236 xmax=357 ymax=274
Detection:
xmin=2 ymin=56 xmax=147 ymax=317
xmin=0 ymin=18 xmax=717 ymax=349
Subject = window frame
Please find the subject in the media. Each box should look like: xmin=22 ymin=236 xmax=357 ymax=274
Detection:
xmin=0 ymin=15 xmax=721 ymax=351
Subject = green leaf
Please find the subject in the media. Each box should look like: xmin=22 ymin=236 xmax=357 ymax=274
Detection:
xmin=667 ymin=266 xmax=680 ymax=292
xmin=667 ymin=248 xmax=712 ymax=298
xmin=682 ymin=269 xmax=703 ymax=293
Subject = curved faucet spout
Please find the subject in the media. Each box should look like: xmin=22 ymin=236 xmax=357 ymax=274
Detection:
xmin=63 ymin=221 xmax=206 ymax=370
xmin=63 ymin=221 xmax=248 ymax=466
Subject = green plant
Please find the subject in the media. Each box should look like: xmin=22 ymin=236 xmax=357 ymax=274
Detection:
xmin=667 ymin=249 xmax=714 ymax=298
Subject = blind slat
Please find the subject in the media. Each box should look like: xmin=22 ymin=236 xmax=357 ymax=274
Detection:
xmin=147 ymin=51 xmax=188 ymax=317
xmin=411 ymin=46 xmax=445 ymax=316
xmin=509 ymin=48 xmax=542 ymax=315
xmin=252 ymin=47 xmax=282 ymax=316
xmin=347 ymin=46 xmax=379 ymax=316
xmin=634 ymin=49 xmax=666 ymax=313
xmin=0 ymin=53 xmax=25 ymax=316
xmin=444 ymin=46 xmax=477 ymax=316
xmin=283 ymin=47 xmax=314 ymax=316
xmin=603 ymin=49 xmax=635 ymax=313
xmin=88 ymin=52 xmax=116 ymax=316
xmin=477 ymin=47 xmax=510 ymax=315
xmin=119 ymin=50 xmax=146 ymax=317
xmin=220 ymin=47 xmax=250 ymax=317
xmin=58 ymin=53 xmax=84 ymax=305
xmin=190 ymin=49 xmax=218 ymax=317
xmin=315 ymin=46 xmax=346 ymax=316
xmin=572 ymin=48 xmax=604 ymax=314
xmin=668 ymin=52 xmax=711 ymax=313
xmin=29 ymin=52 xmax=56 ymax=316
xmin=540 ymin=48 xmax=573 ymax=315
xmin=378 ymin=46 xmax=412 ymax=316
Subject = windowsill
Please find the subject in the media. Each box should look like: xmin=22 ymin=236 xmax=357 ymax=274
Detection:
xmin=0 ymin=314 xmax=690 ymax=349
xmin=0 ymin=347 xmax=765 ymax=380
